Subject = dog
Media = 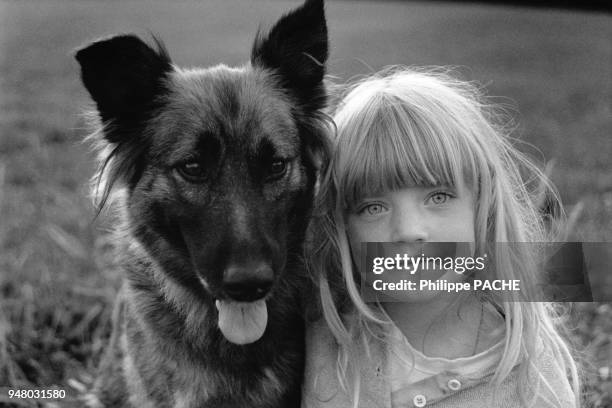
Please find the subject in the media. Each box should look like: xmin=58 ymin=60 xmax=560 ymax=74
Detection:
xmin=75 ymin=0 xmax=329 ymax=406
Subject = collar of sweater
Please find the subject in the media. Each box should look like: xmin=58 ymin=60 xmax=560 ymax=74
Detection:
xmin=386 ymin=322 xmax=505 ymax=407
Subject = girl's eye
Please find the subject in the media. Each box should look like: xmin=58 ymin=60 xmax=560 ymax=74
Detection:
xmin=427 ymin=191 xmax=453 ymax=205
xmin=359 ymin=203 xmax=387 ymax=216
xmin=177 ymin=161 xmax=206 ymax=182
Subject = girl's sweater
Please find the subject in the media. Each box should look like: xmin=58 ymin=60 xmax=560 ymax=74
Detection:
xmin=301 ymin=319 xmax=576 ymax=408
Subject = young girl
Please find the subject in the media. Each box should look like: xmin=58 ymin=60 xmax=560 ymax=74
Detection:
xmin=302 ymin=68 xmax=580 ymax=408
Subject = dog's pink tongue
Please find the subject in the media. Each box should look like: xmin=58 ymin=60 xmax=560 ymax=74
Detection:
xmin=215 ymin=299 xmax=268 ymax=345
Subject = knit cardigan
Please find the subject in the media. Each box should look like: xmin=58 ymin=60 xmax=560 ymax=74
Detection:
xmin=301 ymin=319 xmax=576 ymax=408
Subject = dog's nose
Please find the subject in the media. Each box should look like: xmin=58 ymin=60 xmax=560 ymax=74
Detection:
xmin=222 ymin=263 xmax=274 ymax=302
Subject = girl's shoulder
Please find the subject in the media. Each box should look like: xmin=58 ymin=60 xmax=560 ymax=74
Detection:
xmin=526 ymin=345 xmax=577 ymax=408
xmin=302 ymin=318 xmax=391 ymax=408
xmin=303 ymin=319 xmax=343 ymax=408
xmin=304 ymin=318 xmax=344 ymax=373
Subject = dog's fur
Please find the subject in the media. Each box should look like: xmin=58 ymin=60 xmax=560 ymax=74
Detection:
xmin=76 ymin=1 xmax=329 ymax=406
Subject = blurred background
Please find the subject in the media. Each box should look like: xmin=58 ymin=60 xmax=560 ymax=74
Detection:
xmin=0 ymin=0 xmax=610 ymax=406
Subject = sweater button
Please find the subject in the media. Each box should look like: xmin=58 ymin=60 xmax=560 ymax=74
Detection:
xmin=448 ymin=379 xmax=462 ymax=391
xmin=413 ymin=394 xmax=427 ymax=407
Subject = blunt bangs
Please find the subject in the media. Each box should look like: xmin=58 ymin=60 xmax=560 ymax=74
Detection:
xmin=333 ymin=82 xmax=478 ymax=209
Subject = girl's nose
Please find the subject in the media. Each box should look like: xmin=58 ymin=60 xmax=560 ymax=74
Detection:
xmin=390 ymin=208 xmax=428 ymax=243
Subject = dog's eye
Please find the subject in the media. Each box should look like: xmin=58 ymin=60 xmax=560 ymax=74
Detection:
xmin=177 ymin=161 xmax=206 ymax=182
xmin=267 ymin=159 xmax=288 ymax=180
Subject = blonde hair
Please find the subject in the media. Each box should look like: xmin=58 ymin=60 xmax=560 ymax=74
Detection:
xmin=309 ymin=67 xmax=579 ymax=407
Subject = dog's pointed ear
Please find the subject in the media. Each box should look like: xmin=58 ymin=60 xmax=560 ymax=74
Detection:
xmin=75 ymin=34 xmax=172 ymax=125
xmin=251 ymin=0 xmax=328 ymax=111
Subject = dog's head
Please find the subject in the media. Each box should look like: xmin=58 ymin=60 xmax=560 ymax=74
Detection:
xmin=76 ymin=0 xmax=328 ymax=344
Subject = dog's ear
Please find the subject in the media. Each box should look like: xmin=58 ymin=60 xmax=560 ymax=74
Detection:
xmin=75 ymin=34 xmax=172 ymax=127
xmin=251 ymin=0 xmax=328 ymax=112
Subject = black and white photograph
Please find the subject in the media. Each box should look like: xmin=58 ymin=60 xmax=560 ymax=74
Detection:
xmin=0 ymin=0 xmax=610 ymax=407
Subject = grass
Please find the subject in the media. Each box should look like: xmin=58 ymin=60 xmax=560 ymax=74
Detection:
xmin=0 ymin=0 xmax=610 ymax=406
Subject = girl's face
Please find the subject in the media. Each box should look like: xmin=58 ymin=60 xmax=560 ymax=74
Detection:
xmin=346 ymin=181 xmax=476 ymax=301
